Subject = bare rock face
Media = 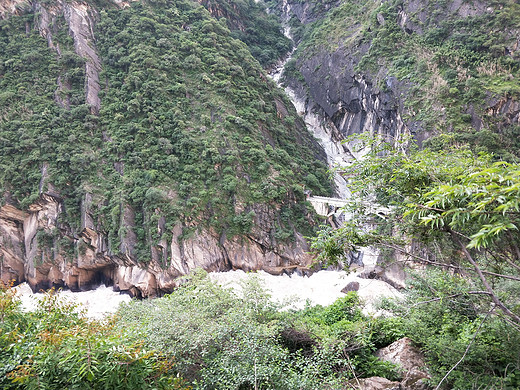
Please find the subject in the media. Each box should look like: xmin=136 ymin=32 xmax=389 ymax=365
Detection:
xmin=0 ymin=206 xmax=26 ymax=285
xmin=376 ymin=337 xmax=431 ymax=390
xmin=282 ymin=0 xmax=518 ymax=156
xmin=487 ymin=96 xmax=520 ymax=129
xmin=62 ymin=1 xmax=102 ymax=114
xmin=13 ymin=1 xmax=102 ymax=113
xmin=0 ymin=0 xmax=30 ymax=19
xmin=397 ymin=0 xmax=492 ymax=36
xmin=0 ymin=193 xmax=314 ymax=297
xmin=348 ymin=377 xmax=401 ymax=390
xmin=0 ymin=194 xmax=115 ymax=292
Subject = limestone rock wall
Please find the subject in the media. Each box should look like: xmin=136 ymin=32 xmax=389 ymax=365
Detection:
xmin=281 ymin=0 xmax=519 ymax=151
xmin=0 ymin=194 xmax=313 ymax=297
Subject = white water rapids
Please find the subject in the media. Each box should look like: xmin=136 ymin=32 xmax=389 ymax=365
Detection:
xmin=13 ymin=268 xmax=401 ymax=318
xmin=13 ymin=283 xmax=132 ymax=319
xmin=12 ymin=2 xmax=400 ymax=318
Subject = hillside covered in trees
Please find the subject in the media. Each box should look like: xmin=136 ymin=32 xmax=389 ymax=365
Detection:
xmin=0 ymin=0 xmax=330 ymax=296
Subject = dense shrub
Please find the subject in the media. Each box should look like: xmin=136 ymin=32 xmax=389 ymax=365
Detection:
xmin=116 ymin=270 xmax=400 ymax=389
xmin=0 ymin=283 xmax=185 ymax=389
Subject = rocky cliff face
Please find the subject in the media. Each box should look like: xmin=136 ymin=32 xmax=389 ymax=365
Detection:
xmin=279 ymin=0 xmax=520 ymax=153
xmin=286 ymin=53 xmax=412 ymax=151
xmin=0 ymin=0 xmax=325 ymax=296
xmin=0 ymin=192 xmax=314 ymax=297
xmin=270 ymin=0 xmax=519 ymax=280
xmin=2 ymin=0 xmax=102 ymax=111
xmin=279 ymin=0 xmax=413 ymax=154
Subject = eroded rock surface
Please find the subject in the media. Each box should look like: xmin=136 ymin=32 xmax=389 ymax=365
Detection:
xmin=359 ymin=264 xmax=407 ymax=290
xmin=280 ymin=0 xmax=519 ymax=154
xmin=376 ymin=337 xmax=431 ymax=390
xmin=0 ymin=194 xmax=314 ymax=297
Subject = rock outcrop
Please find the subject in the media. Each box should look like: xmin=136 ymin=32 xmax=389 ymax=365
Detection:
xmin=62 ymin=1 xmax=102 ymax=114
xmin=376 ymin=337 xmax=431 ymax=390
xmin=348 ymin=377 xmax=401 ymax=390
xmin=347 ymin=337 xmax=431 ymax=389
xmin=0 ymin=194 xmax=314 ymax=297
xmin=274 ymin=0 xmax=519 ymax=279
xmin=359 ymin=264 xmax=407 ymax=290
xmin=279 ymin=0 xmax=415 ymax=153
xmin=32 ymin=0 xmax=102 ymax=113
xmin=0 ymin=0 xmax=30 ymax=18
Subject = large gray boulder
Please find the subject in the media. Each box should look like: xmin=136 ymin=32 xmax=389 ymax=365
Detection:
xmin=376 ymin=337 xmax=430 ymax=390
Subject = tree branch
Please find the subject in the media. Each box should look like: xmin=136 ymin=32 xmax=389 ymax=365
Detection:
xmin=507 ymin=231 xmax=520 ymax=264
xmin=485 ymin=247 xmax=520 ymax=273
xmin=477 ymin=269 xmax=520 ymax=282
xmin=434 ymin=306 xmax=495 ymax=390
xmin=406 ymin=291 xmax=492 ymax=315
xmin=450 ymin=229 xmax=520 ymax=325
xmin=381 ymin=243 xmax=520 ymax=281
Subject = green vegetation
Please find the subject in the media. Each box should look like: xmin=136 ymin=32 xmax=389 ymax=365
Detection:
xmin=0 ymin=283 xmax=187 ymax=389
xmin=0 ymin=273 xmax=403 ymax=389
xmin=0 ymin=13 xmax=89 ymax=211
xmin=116 ymin=270 xmax=401 ymax=389
xmin=310 ymin=136 xmax=520 ymax=388
xmin=359 ymin=0 xmax=520 ymax=156
xmin=199 ymin=0 xmax=292 ymax=67
xmin=283 ymin=0 xmax=520 ymax=158
xmin=3 ymin=266 xmax=519 ymax=389
xmin=390 ymin=269 xmax=520 ymax=389
xmin=0 ymin=1 xmax=330 ymax=264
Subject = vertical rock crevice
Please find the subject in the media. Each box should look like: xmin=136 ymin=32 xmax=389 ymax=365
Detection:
xmin=32 ymin=1 xmax=102 ymax=114
xmin=62 ymin=1 xmax=102 ymax=114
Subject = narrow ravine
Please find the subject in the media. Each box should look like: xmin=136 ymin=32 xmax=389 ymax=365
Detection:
xmin=268 ymin=1 xmax=380 ymax=267
xmin=269 ymin=0 xmax=351 ymax=198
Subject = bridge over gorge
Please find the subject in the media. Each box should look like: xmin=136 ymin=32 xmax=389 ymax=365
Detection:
xmin=307 ymin=196 xmax=349 ymax=219
xmin=307 ymin=196 xmax=392 ymax=227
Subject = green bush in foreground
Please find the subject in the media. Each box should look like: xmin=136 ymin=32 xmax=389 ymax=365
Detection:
xmin=0 ymin=283 xmax=186 ymax=390
xmin=116 ymin=270 xmax=401 ymax=389
xmin=382 ymin=269 xmax=520 ymax=389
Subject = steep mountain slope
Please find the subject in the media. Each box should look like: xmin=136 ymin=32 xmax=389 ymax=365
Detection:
xmin=0 ymin=0 xmax=331 ymax=296
xmin=198 ymin=0 xmax=292 ymax=67
xmin=276 ymin=0 xmax=520 ymax=158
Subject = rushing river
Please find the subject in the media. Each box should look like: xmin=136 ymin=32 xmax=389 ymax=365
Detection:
xmin=14 ymin=268 xmax=400 ymax=318
xmin=13 ymin=283 xmax=132 ymax=319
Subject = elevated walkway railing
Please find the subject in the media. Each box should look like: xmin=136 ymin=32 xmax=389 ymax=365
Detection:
xmin=307 ymin=196 xmax=392 ymax=222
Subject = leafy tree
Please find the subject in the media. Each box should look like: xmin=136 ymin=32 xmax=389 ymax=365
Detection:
xmin=310 ymin=135 xmax=520 ymax=388
xmin=312 ymin=136 xmax=520 ymax=323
